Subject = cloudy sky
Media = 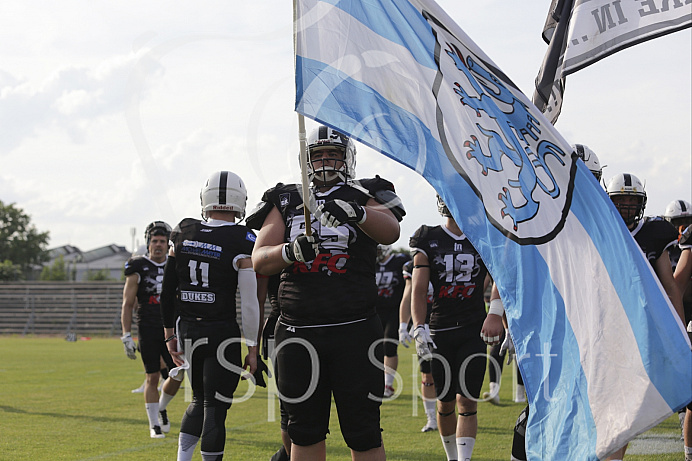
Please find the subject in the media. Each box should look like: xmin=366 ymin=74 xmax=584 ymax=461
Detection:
xmin=1 ymin=1 xmax=689 ymax=252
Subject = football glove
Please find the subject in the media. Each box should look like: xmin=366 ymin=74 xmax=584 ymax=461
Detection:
xmin=253 ymin=354 xmax=271 ymax=388
xmin=499 ymin=329 xmax=515 ymax=365
xmin=314 ymin=199 xmax=365 ymax=227
xmin=398 ymin=322 xmax=413 ymax=347
xmin=283 ymin=234 xmax=318 ymax=263
xmin=121 ymin=333 xmax=137 ymax=360
xmin=413 ymin=324 xmax=436 ymax=361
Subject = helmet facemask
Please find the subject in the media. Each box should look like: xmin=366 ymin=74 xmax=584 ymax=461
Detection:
xmin=606 ymin=173 xmax=647 ymax=227
xmin=306 ymin=126 xmax=356 ymax=187
xmin=308 ymin=147 xmax=348 ymax=187
xmin=610 ymin=194 xmax=645 ymax=227
xmin=376 ymin=245 xmax=392 ymax=263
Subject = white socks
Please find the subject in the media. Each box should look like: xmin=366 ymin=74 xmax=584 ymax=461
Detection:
xmin=441 ymin=434 xmax=456 ymax=460
xmin=159 ymin=391 xmax=175 ymax=412
xmin=424 ymin=399 xmax=436 ymax=421
xmin=145 ymin=402 xmax=160 ymax=429
xmin=384 ymin=371 xmax=395 ymax=388
xmin=457 ymin=437 xmax=475 ymax=461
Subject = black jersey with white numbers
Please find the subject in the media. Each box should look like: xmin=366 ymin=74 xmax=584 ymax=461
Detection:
xmin=409 ymin=224 xmax=488 ymax=329
xmin=261 ymin=177 xmax=397 ymax=326
xmin=375 ymin=253 xmax=410 ymax=310
xmin=631 ymin=216 xmax=678 ymax=266
xmin=124 ymin=256 xmax=166 ymax=328
xmin=170 ymin=218 xmax=256 ymax=322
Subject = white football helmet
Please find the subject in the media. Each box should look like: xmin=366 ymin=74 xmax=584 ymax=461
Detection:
xmin=144 ymin=221 xmax=172 ymax=246
xmin=200 ymin=171 xmax=247 ymax=220
xmin=572 ymin=143 xmax=602 ymax=181
xmin=306 ymin=125 xmax=356 ymax=185
xmin=376 ymin=245 xmax=392 ymax=263
xmin=664 ymin=199 xmax=692 ymax=230
xmin=606 ymin=173 xmax=647 ymax=226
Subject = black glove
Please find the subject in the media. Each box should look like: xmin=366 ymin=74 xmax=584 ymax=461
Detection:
xmin=253 ymin=354 xmax=271 ymax=388
xmin=262 ymin=315 xmax=278 ymax=360
xmin=283 ymin=234 xmax=318 ymax=263
xmin=315 ymin=199 xmax=365 ymax=227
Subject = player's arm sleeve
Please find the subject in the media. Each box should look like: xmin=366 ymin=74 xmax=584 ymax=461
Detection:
xmin=236 ymin=257 xmax=260 ymax=347
xmin=160 ymin=255 xmax=178 ymax=329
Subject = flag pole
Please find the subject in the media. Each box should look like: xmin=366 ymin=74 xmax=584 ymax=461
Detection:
xmin=297 ymin=113 xmax=312 ymax=236
xmin=294 ymin=1 xmax=311 ymax=236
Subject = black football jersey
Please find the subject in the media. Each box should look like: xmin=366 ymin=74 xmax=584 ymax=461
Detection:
xmin=124 ymin=256 xmax=166 ymax=328
xmin=261 ymin=177 xmax=396 ymax=326
xmin=375 ymin=253 xmax=410 ymax=310
xmin=631 ymin=217 xmax=678 ymax=267
xmin=409 ymin=224 xmax=488 ymax=329
xmin=170 ymin=218 xmax=256 ymax=322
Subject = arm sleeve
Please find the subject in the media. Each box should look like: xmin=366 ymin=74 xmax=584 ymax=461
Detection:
xmin=160 ymin=255 xmax=178 ymax=329
xmin=238 ymin=267 xmax=260 ymax=347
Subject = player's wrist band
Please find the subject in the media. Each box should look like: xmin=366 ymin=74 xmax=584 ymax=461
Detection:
xmin=165 ymin=334 xmax=177 ymax=343
xmin=488 ymin=298 xmax=504 ymax=316
xmin=281 ymin=244 xmax=294 ymax=264
xmin=357 ymin=208 xmax=367 ymax=224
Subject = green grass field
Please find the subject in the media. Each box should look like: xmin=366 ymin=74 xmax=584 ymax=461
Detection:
xmin=0 ymin=336 xmax=684 ymax=460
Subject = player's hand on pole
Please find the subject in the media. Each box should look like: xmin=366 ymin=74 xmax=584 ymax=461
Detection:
xmin=314 ymin=199 xmax=365 ymax=227
xmin=282 ymin=234 xmax=318 ymax=263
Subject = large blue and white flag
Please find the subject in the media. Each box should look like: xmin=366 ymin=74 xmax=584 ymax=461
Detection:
xmin=294 ymin=1 xmax=692 ymax=460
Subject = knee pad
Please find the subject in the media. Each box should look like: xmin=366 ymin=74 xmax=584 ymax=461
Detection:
xmin=422 ymin=381 xmax=434 ymax=387
xmin=438 ymin=409 xmax=455 ymax=417
xmin=343 ymin=428 xmax=382 ymax=452
xmin=459 ymin=411 xmax=477 ymax=417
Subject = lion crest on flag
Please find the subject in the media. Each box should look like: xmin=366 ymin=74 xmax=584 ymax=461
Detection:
xmin=426 ymin=12 xmax=575 ymax=244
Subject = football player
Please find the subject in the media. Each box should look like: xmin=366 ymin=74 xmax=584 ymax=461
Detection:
xmin=251 ymin=125 xmax=403 ymax=461
xmin=398 ymin=258 xmax=438 ymax=433
xmin=410 ymin=195 xmax=491 ymax=461
xmin=121 ymin=221 xmax=182 ymax=438
xmin=374 ymin=244 xmax=411 ymax=398
xmin=604 ymin=173 xmax=683 ymax=461
xmin=160 ymin=171 xmax=262 ymax=461
xmin=673 ymin=224 xmax=692 ymax=461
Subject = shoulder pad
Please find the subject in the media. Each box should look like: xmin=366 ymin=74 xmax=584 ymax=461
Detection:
xmin=358 ymin=176 xmax=396 ymax=195
xmin=245 ymin=201 xmax=275 ymax=230
xmin=409 ymin=225 xmax=431 ymax=249
xmin=373 ymin=188 xmax=406 ymax=221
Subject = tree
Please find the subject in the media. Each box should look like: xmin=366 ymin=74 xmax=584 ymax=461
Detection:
xmin=0 ymin=200 xmax=50 ymax=277
xmin=0 ymin=259 xmax=22 ymax=281
xmin=40 ymin=255 xmax=72 ymax=281
xmin=85 ymin=268 xmax=115 ymax=281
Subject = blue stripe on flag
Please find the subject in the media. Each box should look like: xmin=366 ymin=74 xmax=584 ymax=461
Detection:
xmin=570 ymin=170 xmax=691 ymax=410
xmin=318 ymin=0 xmax=438 ymax=69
